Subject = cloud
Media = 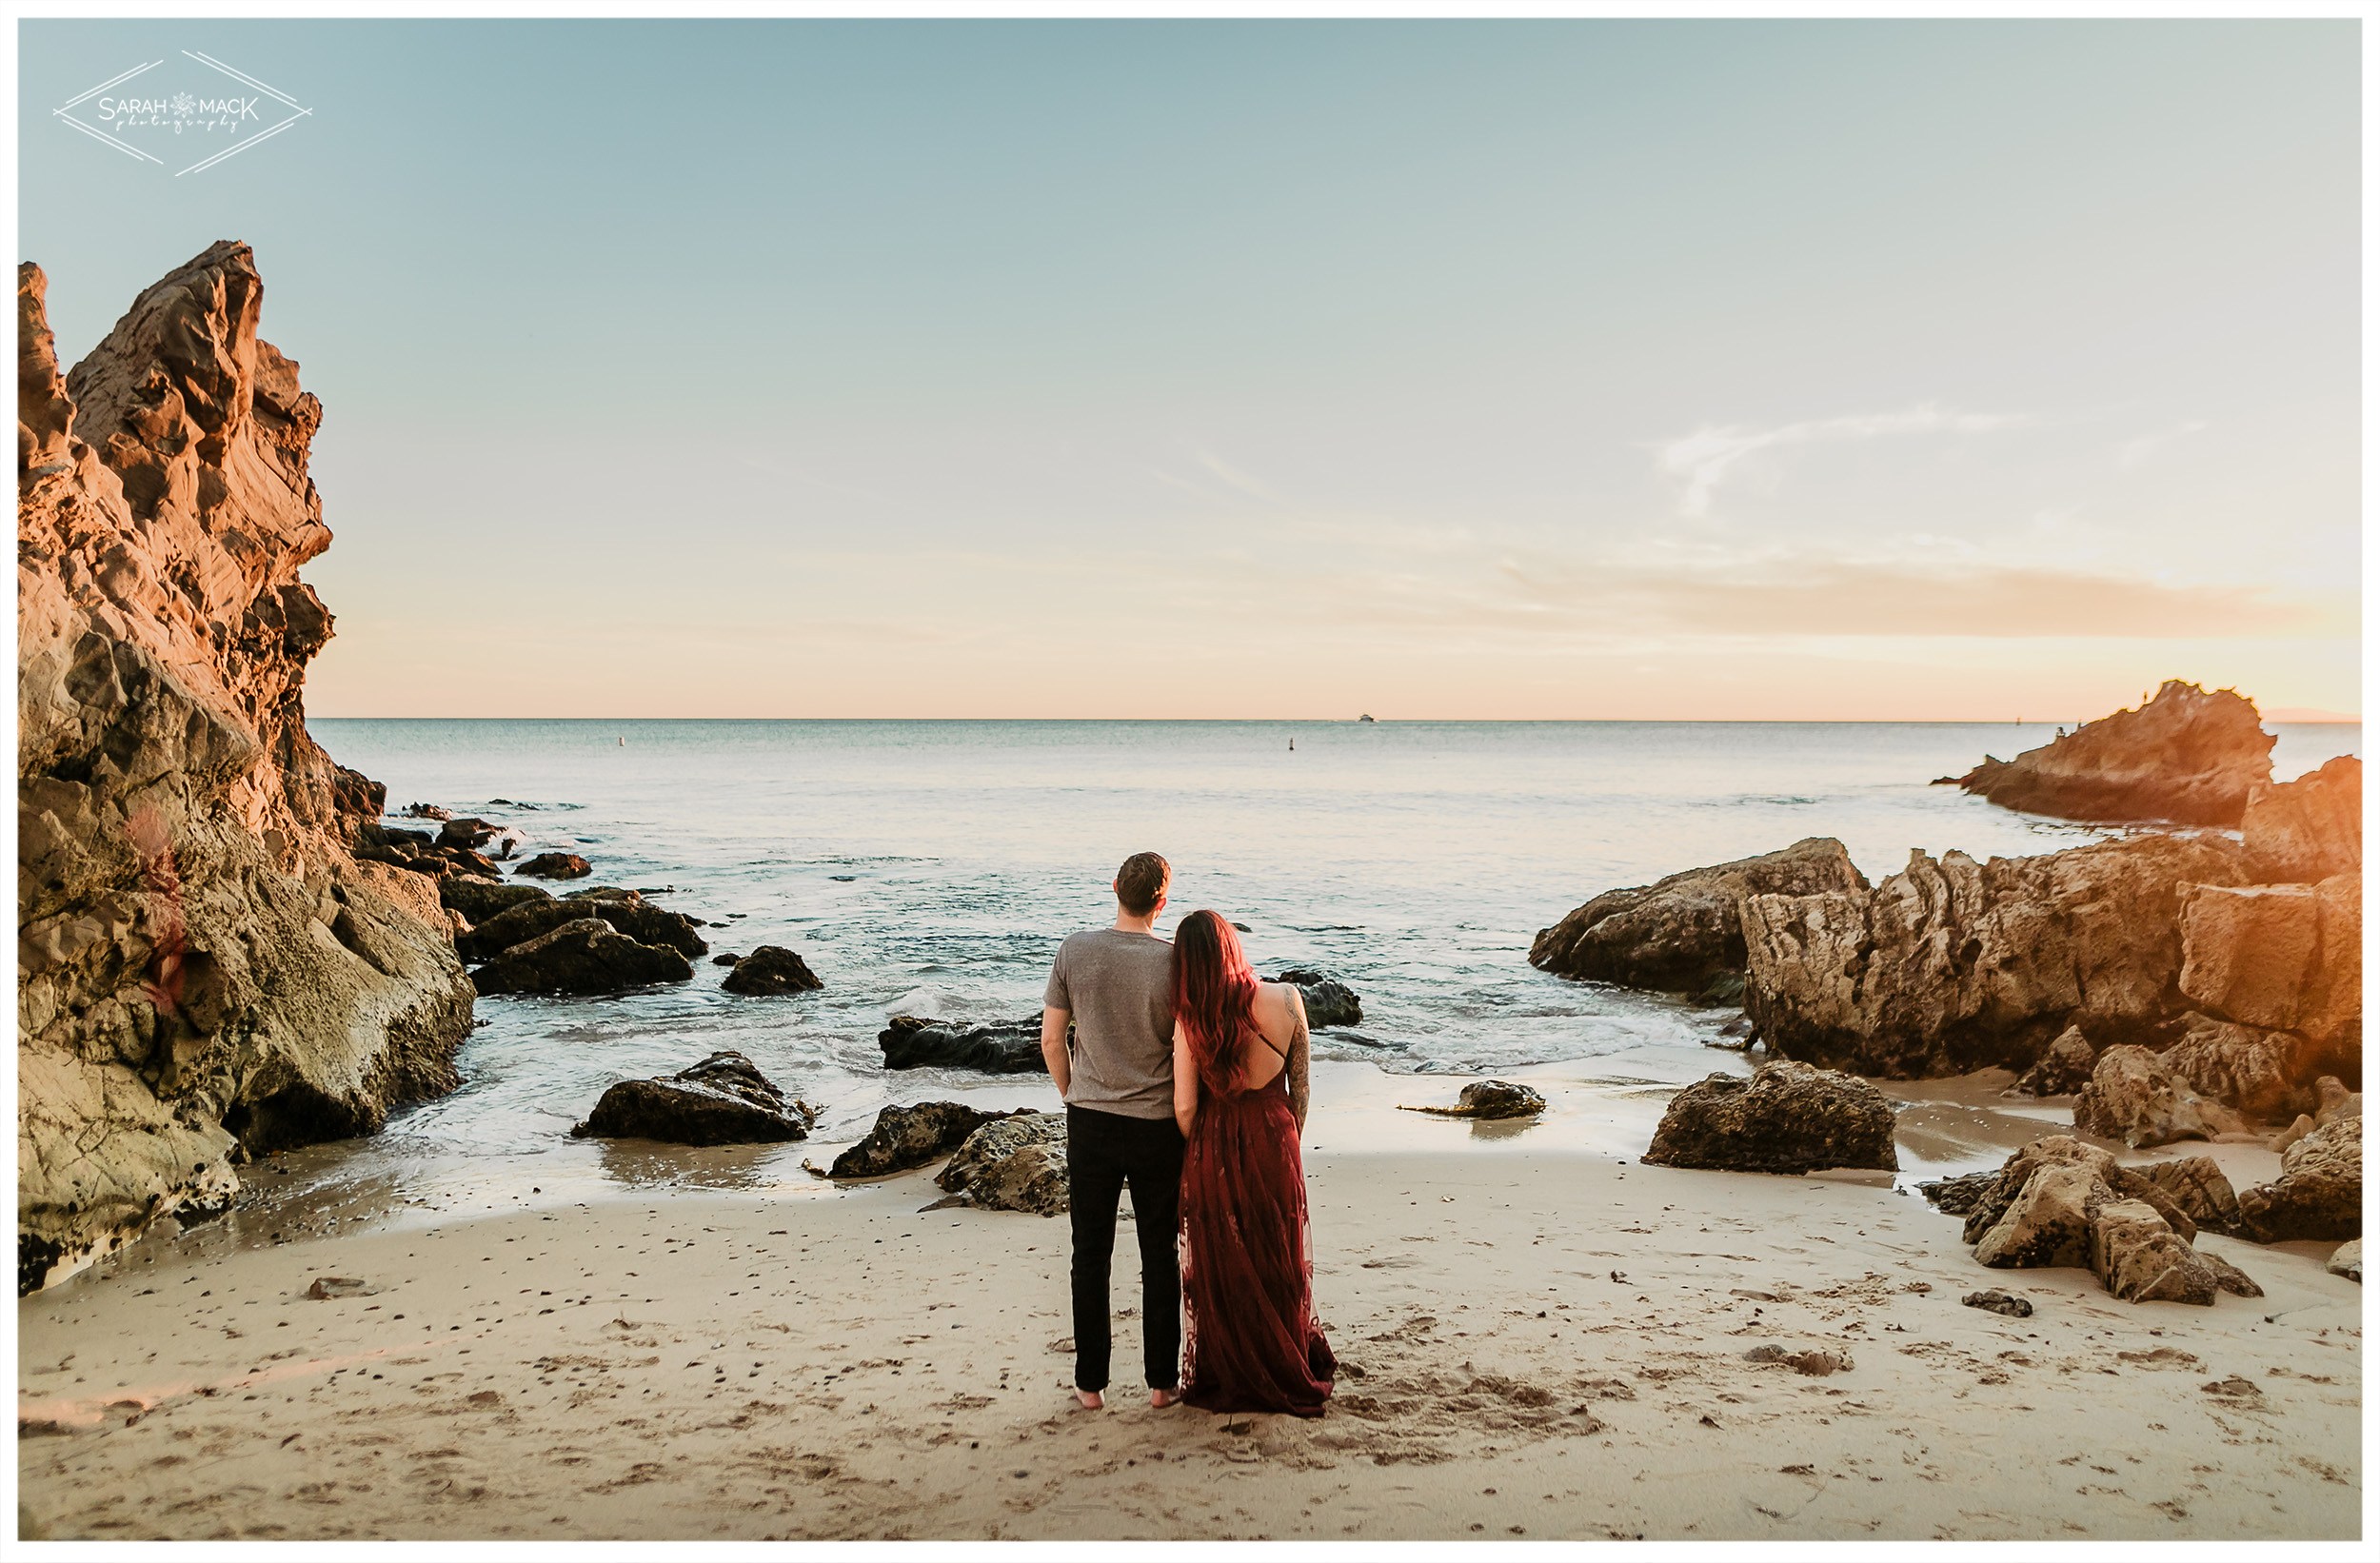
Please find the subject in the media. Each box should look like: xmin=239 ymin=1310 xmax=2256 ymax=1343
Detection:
xmin=1655 ymin=405 xmax=2033 ymax=516
xmin=2115 ymin=420 xmax=2209 ymax=471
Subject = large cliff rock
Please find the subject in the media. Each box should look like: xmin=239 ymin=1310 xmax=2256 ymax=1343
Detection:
xmin=1741 ymin=834 xmax=2244 ymax=1078
xmin=1946 ymin=681 xmax=2274 ymax=825
xmin=1528 ymin=838 xmax=1869 ymax=999
xmin=2242 ymin=755 xmax=2361 ymax=883
xmin=18 ymin=245 xmax=474 ymax=1292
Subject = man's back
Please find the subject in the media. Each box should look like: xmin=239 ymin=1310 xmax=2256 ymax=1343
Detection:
xmin=1045 ymin=927 xmax=1175 ymax=1119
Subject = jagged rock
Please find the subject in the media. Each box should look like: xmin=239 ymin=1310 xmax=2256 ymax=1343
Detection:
xmin=2177 ymin=880 xmax=2359 ymax=1052
xmin=1945 ymin=681 xmax=2274 ymax=825
xmin=17 ymin=247 xmax=473 ymax=1291
xmin=2133 ymin=1156 xmax=2242 ymax=1231
xmin=2314 ymin=1076 xmax=2361 ymax=1126
xmin=435 ymin=817 xmax=503 ymax=851
xmin=1973 ymin=1162 xmax=2102 ymax=1269
xmin=2327 ymin=1239 xmax=2362 ymax=1283
xmin=1961 ymin=1289 xmax=2033 ymax=1317
xmin=2089 ymin=1199 xmax=2262 ymax=1303
xmin=1531 ymin=838 xmax=1868 ymax=998
xmin=1919 ymin=1170 xmax=1999 ymax=1216
xmin=564 ymin=884 xmax=639 ymax=903
xmin=2158 ymin=1014 xmax=2308 ymax=1122
xmin=438 ymin=877 xmax=551 ymax=924
xmin=2234 ymin=1118 xmax=2361 ymax=1242
xmin=2006 ymin=1025 xmax=2097 ymax=1098
xmin=470 ymin=919 xmax=693 ymax=997
xmin=936 ymin=1113 xmax=1068 ymax=1215
xmin=400 ymin=802 xmax=451 ymax=821
xmin=1640 ymin=1060 xmax=1897 ymax=1175
xmin=455 ymin=893 xmax=706 ymax=961
xmin=1273 ymin=968 xmax=1363 ymax=1028
xmin=1957 ymin=1137 xmax=2245 ymax=1304
xmin=1960 ymin=1138 xmax=2197 ymax=1249
xmin=828 ymin=1101 xmax=1025 ymax=1178
xmin=722 ymin=944 xmax=823 ymax=996
xmin=514 ymin=852 xmax=591 ymax=880
xmin=1398 ymin=1080 xmax=1547 ymax=1119
xmin=2072 ymin=1045 xmax=2246 ymax=1149
xmin=2243 ymin=754 xmax=2361 ymax=882
xmin=880 ymin=1015 xmax=1049 ymax=1074
xmin=1744 ymin=833 xmax=2245 ymax=1078
xmin=570 ymin=1051 xmax=814 ymax=1145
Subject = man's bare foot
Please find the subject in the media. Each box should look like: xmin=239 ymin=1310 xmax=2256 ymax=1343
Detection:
xmin=1148 ymin=1386 xmax=1183 ymax=1409
xmin=1074 ymin=1388 xmax=1105 ymax=1410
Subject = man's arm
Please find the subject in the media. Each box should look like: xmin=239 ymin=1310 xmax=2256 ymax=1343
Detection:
xmin=1286 ymin=987 xmax=1311 ymax=1130
xmin=1041 ymin=1005 xmax=1072 ymax=1099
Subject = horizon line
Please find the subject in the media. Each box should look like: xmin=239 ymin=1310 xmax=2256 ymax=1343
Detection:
xmin=305 ymin=713 xmax=2366 ymax=725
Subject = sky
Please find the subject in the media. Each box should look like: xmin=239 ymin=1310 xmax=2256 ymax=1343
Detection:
xmin=16 ymin=19 xmax=2362 ymax=720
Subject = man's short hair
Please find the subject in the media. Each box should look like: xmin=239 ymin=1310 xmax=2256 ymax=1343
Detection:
xmin=1115 ymin=851 xmax=1170 ymax=916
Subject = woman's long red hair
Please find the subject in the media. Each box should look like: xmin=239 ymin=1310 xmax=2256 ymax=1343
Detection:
xmin=1172 ymin=909 xmax=1259 ymax=1100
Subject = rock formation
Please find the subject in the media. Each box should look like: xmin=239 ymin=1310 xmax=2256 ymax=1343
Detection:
xmin=513 ymin=851 xmax=590 ymax=880
xmin=1944 ymin=681 xmax=2274 ymax=824
xmin=936 ymin=1113 xmax=1068 ymax=1215
xmin=2070 ymin=1044 xmax=2246 ymax=1149
xmin=1273 ymin=968 xmax=1363 ymax=1028
xmin=1741 ymin=833 xmax=2243 ymax=1077
xmin=2327 ymin=1239 xmax=2362 ymax=1283
xmin=1530 ymin=838 xmax=1868 ymax=999
xmin=1398 ymin=1080 xmax=1547 ymax=1119
xmin=721 ymin=944 xmax=823 ymax=996
xmin=1640 ymin=1060 xmax=1898 ymax=1175
xmin=454 ymin=890 xmax=705 ymax=962
xmin=880 ymin=1015 xmax=1050 ymax=1074
xmin=2132 ymin=1155 xmax=2242 ymax=1232
xmin=18 ymin=245 xmax=474 ymax=1292
xmin=1954 ymin=1137 xmax=2259 ymax=1305
xmin=2242 ymin=755 xmax=2361 ymax=883
xmin=2233 ymin=1116 xmax=2361 ymax=1243
xmin=570 ymin=1052 xmax=815 ymax=1145
xmin=2005 ymin=1024 xmax=2097 ymax=1098
xmin=469 ymin=919 xmax=694 ymax=996
xmin=828 ymin=1100 xmax=1023 ymax=1179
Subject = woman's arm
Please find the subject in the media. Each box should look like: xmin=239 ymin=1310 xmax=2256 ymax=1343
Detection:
xmin=1286 ymin=986 xmax=1312 ymax=1130
xmin=1172 ymin=1020 xmax=1200 ymax=1138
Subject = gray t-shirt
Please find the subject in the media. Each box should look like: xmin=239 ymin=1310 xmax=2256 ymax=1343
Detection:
xmin=1043 ymin=927 xmax=1175 ymax=1120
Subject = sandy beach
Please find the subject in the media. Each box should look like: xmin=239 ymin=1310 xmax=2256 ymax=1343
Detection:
xmin=17 ymin=1066 xmax=2363 ymax=1543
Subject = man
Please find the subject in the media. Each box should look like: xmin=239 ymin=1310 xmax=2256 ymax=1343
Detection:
xmin=1041 ymin=850 xmax=1182 ymax=1412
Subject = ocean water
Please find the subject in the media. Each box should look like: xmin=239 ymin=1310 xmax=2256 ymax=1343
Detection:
xmin=293 ymin=718 xmax=2358 ymax=1188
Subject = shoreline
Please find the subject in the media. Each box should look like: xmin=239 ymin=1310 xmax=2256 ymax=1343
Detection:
xmin=18 ymin=1069 xmax=2362 ymax=1542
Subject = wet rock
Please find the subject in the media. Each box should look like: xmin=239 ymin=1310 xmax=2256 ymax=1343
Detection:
xmin=2243 ymin=754 xmax=2361 ymax=883
xmin=937 ymin=1113 xmax=1068 ymax=1216
xmin=1531 ymin=838 xmax=1868 ymax=998
xmin=2006 ymin=1025 xmax=2097 ymax=1098
xmin=722 ymin=945 xmax=823 ymax=996
xmin=711 ymin=952 xmax=741 ymax=966
xmin=2326 ymin=1239 xmax=2361 ymax=1283
xmin=564 ymin=885 xmax=640 ymax=903
xmin=435 ymin=817 xmax=504 ymax=852
xmin=1945 ymin=681 xmax=2274 ymax=825
xmin=1398 ymin=1080 xmax=1547 ymax=1119
xmin=2158 ymin=1014 xmax=2309 ymax=1123
xmin=570 ymin=1051 xmax=815 ymax=1145
xmin=828 ymin=1101 xmax=1025 ymax=1179
xmin=2072 ymin=1044 xmax=2246 ymax=1149
xmin=514 ymin=852 xmax=591 ymax=880
xmin=2133 ymin=1156 xmax=2242 ymax=1232
xmin=1744 ymin=833 xmax=2244 ymax=1078
xmin=470 ymin=919 xmax=694 ymax=997
xmin=456 ymin=894 xmax=707 ymax=961
xmin=880 ymin=1016 xmax=1049 ymax=1074
xmin=400 ymin=802 xmax=451 ymax=821
xmin=438 ymin=877 xmax=552 ymax=925
xmin=16 ymin=247 xmax=474 ymax=1286
xmin=1919 ymin=1170 xmax=1999 ymax=1216
xmin=1641 ymin=1059 xmax=1897 ymax=1175
xmin=1961 ymin=1289 xmax=2033 ymax=1318
xmin=1273 ymin=969 xmax=1363 ymax=1028
xmin=2233 ymin=1117 xmax=2361 ymax=1243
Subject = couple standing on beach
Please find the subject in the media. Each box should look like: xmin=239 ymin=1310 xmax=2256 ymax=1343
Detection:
xmin=1039 ymin=851 xmax=1338 ymax=1416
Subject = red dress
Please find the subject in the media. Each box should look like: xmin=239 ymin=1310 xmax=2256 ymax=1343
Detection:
xmin=1179 ymin=1021 xmax=1336 ymax=1416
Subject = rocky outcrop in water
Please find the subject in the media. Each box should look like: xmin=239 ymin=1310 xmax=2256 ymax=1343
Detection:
xmin=1273 ymin=968 xmax=1363 ymax=1028
xmin=1530 ymin=838 xmax=1868 ymax=999
xmin=514 ymin=852 xmax=590 ymax=880
xmin=1640 ymin=1060 xmax=1897 ymax=1175
xmin=438 ymin=876 xmax=550 ymax=923
xmin=470 ymin=918 xmax=694 ymax=996
xmin=455 ymin=890 xmax=706 ymax=961
xmin=828 ymin=1100 xmax=1023 ymax=1178
xmin=17 ymin=245 xmax=475 ymax=1292
xmin=722 ymin=944 xmax=823 ymax=996
xmin=1741 ymin=834 xmax=2243 ymax=1078
xmin=880 ymin=1015 xmax=1050 ymax=1074
xmin=936 ymin=1112 xmax=1068 ymax=1215
xmin=1945 ymin=681 xmax=2274 ymax=825
xmin=570 ymin=1051 xmax=815 ymax=1145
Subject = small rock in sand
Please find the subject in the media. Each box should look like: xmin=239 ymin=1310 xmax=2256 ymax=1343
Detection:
xmin=1643 ymin=1059 xmax=1897 ymax=1175
xmin=305 ymin=1276 xmax=368 ymax=1300
xmin=2325 ymin=1239 xmax=2361 ymax=1283
xmin=571 ymin=1050 xmax=816 ymax=1146
xmin=1398 ymin=1080 xmax=1547 ymax=1119
xmin=1961 ymin=1289 xmax=2033 ymax=1317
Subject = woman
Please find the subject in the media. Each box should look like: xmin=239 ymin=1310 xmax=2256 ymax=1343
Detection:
xmin=1170 ymin=910 xmax=1336 ymax=1415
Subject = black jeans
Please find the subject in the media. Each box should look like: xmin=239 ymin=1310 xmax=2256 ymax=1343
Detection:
xmin=1066 ymin=1104 xmax=1184 ymax=1394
